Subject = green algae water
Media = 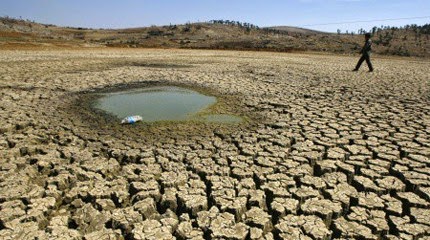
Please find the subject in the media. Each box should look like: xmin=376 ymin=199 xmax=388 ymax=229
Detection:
xmin=94 ymin=86 xmax=242 ymax=123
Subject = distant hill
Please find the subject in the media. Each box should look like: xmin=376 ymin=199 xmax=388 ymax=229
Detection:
xmin=0 ymin=17 xmax=429 ymax=57
xmin=266 ymin=26 xmax=326 ymax=35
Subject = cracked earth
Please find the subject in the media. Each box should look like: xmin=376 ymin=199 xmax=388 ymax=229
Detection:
xmin=0 ymin=49 xmax=430 ymax=239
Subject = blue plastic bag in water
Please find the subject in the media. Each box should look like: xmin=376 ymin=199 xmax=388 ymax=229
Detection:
xmin=121 ymin=115 xmax=143 ymax=124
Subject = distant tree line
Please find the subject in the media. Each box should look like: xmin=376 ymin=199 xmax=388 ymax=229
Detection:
xmin=208 ymin=19 xmax=295 ymax=35
xmin=337 ymin=23 xmax=430 ymax=36
xmin=0 ymin=15 xmax=92 ymax=29
xmin=1 ymin=15 xmax=36 ymax=27
xmin=208 ymin=20 xmax=260 ymax=31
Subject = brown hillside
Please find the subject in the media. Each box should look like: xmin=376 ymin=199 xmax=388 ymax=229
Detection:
xmin=268 ymin=26 xmax=325 ymax=35
xmin=0 ymin=17 xmax=429 ymax=57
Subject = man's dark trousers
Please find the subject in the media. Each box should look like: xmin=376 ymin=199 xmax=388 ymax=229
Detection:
xmin=355 ymin=54 xmax=373 ymax=71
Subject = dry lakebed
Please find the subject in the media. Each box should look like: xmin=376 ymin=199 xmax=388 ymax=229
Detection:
xmin=1 ymin=48 xmax=430 ymax=239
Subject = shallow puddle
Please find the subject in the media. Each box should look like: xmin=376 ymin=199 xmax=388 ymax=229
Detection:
xmin=93 ymin=86 xmax=242 ymax=123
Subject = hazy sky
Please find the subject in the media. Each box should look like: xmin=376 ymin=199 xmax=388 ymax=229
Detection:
xmin=1 ymin=0 xmax=429 ymax=32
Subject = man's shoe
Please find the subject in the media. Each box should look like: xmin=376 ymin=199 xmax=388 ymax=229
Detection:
xmin=369 ymin=70 xmax=373 ymax=72
xmin=352 ymin=69 xmax=358 ymax=72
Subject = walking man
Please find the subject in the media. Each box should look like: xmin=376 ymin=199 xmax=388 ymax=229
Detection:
xmin=353 ymin=33 xmax=373 ymax=72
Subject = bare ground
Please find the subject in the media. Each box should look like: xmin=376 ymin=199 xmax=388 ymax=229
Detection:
xmin=1 ymin=49 xmax=430 ymax=239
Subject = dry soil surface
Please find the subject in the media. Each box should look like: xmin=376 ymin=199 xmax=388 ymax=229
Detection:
xmin=1 ymin=49 xmax=430 ymax=240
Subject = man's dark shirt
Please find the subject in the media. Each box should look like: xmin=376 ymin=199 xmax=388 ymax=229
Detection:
xmin=361 ymin=39 xmax=372 ymax=56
